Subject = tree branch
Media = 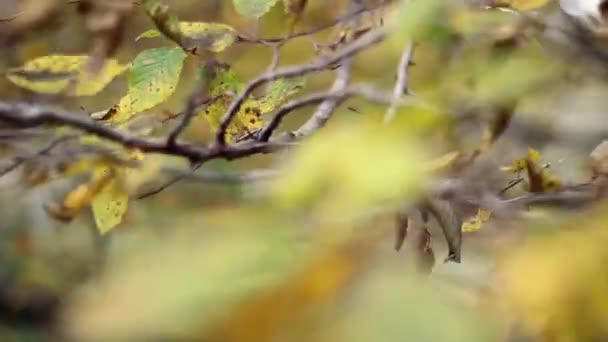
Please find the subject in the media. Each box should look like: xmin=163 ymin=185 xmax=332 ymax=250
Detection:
xmin=215 ymin=28 xmax=386 ymax=146
xmin=384 ymin=41 xmax=414 ymax=124
xmin=290 ymin=58 xmax=353 ymax=138
xmin=0 ymin=101 xmax=284 ymax=164
xmin=258 ymin=83 xmax=393 ymax=141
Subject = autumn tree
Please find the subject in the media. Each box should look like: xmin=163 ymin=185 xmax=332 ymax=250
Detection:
xmin=0 ymin=0 xmax=608 ymax=341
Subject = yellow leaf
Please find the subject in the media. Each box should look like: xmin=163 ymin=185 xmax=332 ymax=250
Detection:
xmin=44 ymin=167 xmax=114 ymax=222
xmin=272 ymin=121 xmax=425 ymax=218
xmin=91 ymin=167 xmax=128 ymax=234
xmin=496 ymin=0 xmax=550 ymax=10
xmin=461 ymin=208 xmax=492 ymax=233
xmin=502 ymin=148 xmax=540 ymax=172
xmin=498 ymin=208 xmax=608 ymax=340
xmin=137 ymin=22 xmax=237 ymax=53
xmin=6 ymin=55 xmax=127 ymax=96
xmin=423 ymin=151 xmax=460 ymax=172
xmin=91 ymin=149 xmax=145 ymax=234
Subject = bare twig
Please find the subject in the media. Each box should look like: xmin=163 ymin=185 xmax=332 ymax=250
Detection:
xmin=163 ymin=168 xmax=279 ymax=184
xmin=384 ymin=42 xmax=414 ymax=124
xmin=238 ymin=3 xmax=383 ymax=44
xmin=258 ymin=84 xmax=394 ymax=141
xmin=0 ymin=133 xmax=76 ymax=177
xmin=215 ymin=29 xmax=386 ymax=146
xmin=290 ymin=58 xmax=353 ymax=138
xmin=167 ymin=91 xmax=202 ymax=146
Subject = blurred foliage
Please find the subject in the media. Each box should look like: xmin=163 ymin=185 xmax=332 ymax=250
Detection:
xmin=0 ymin=0 xmax=608 ymax=341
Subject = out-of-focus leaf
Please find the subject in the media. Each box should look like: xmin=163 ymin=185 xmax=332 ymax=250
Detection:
xmin=501 ymin=147 xmax=540 ymax=173
xmin=6 ymin=55 xmax=127 ymax=95
xmin=336 ymin=271 xmax=494 ymax=342
xmin=283 ymin=0 xmax=307 ymax=15
xmin=480 ymin=104 xmax=514 ymax=152
xmin=498 ymin=208 xmax=608 ymax=341
xmin=107 ymin=47 xmax=186 ymax=123
xmin=397 ymin=0 xmax=444 ymax=40
xmin=271 ymin=120 xmax=426 ymax=218
xmin=590 ymin=140 xmax=608 ymax=177
xmin=422 ymin=151 xmax=460 ymax=173
xmin=502 ymin=148 xmax=561 ymax=192
xmin=136 ymin=22 xmax=237 ymax=53
xmin=394 ymin=212 xmax=409 ymax=251
xmin=462 ymin=208 xmax=492 ymax=233
xmin=449 ymin=6 xmax=513 ymax=35
xmin=423 ymin=199 xmax=463 ymax=263
xmin=494 ymin=0 xmax=550 ymax=10
xmin=207 ymin=235 xmax=376 ymax=341
xmin=233 ymin=0 xmax=280 ymax=19
xmin=283 ymin=0 xmax=307 ymax=33
xmin=61 ymin=223 xmax=312 ymax=340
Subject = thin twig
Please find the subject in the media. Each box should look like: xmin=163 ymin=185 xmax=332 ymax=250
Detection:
xmin=167 ymin=93 xmax=201 ymax=146
xmin=215 ymin=28 xmax=386 ymax=146
xmin=0 ymin=133 xmax=76 ymax=177
xmin=384 ymin=42 xmax=414 ymax=124
xmin=163 ymin=168 xmax=279 ymax=184
xmin=290 ymin=58 xmax=353 ymax=138
xmin=258 ymin=84 xmax=394 ymax=141
xmin=238 ymin=3 xmax=383 ymax=44
xmin=136 ymin=162 xmax=202 ymax=199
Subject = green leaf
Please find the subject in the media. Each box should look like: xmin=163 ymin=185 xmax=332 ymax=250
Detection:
xmin=233 ymin=0 xmax=280 ymax=19
xmin=255 ymin=76 xmax=306 ymax=113
xmin=137 ymin=22 xmax=238 ymax=53
xmin=109 ymin=47 xmax=186 ymax=123
xmin=6 ymin=55 xmax=127 ymax=96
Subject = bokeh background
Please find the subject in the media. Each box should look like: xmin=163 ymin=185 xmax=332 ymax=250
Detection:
xmin=1 ymin=0 xmax=608 ymax=340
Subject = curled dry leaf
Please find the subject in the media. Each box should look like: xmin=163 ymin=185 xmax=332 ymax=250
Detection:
xmin=422 ymin=199 xmax=463 ymax=263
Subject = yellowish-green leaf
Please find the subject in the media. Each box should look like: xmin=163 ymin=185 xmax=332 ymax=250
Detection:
xmin=271 ymin=120 xmax=426 ymax=218
xmin=495 ymin=0 xmax=550 ymax=10
xmin=283 ymin=0 xmax=307 ymax=15
xmin=91 ymin=149 xmax=147 ymax=234
xmin=422 ymin=151 xmax=460 ymax=173
xmin=91 ymin=169 xmax=128 ymax=234
xmin=6 ymin=55 xmax=127 ymax=96
xmin=461 ymin=208 xmax=492 ymax=233
xmin=136 ymin=22 xmax=237 ymax=53
xmin=108 ymin=47 xmax=186 ymax=123
xmin=233 ymin=0 xmax=280 ymax=18
xmin=255 ymin=76 xmax=306 ymax=113
xmin=501 ymin=148 xmax=540 ymax=172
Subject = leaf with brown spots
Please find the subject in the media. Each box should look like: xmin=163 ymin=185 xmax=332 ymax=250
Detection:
xmin=107 ymin=47 xmax=186 ymax=123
